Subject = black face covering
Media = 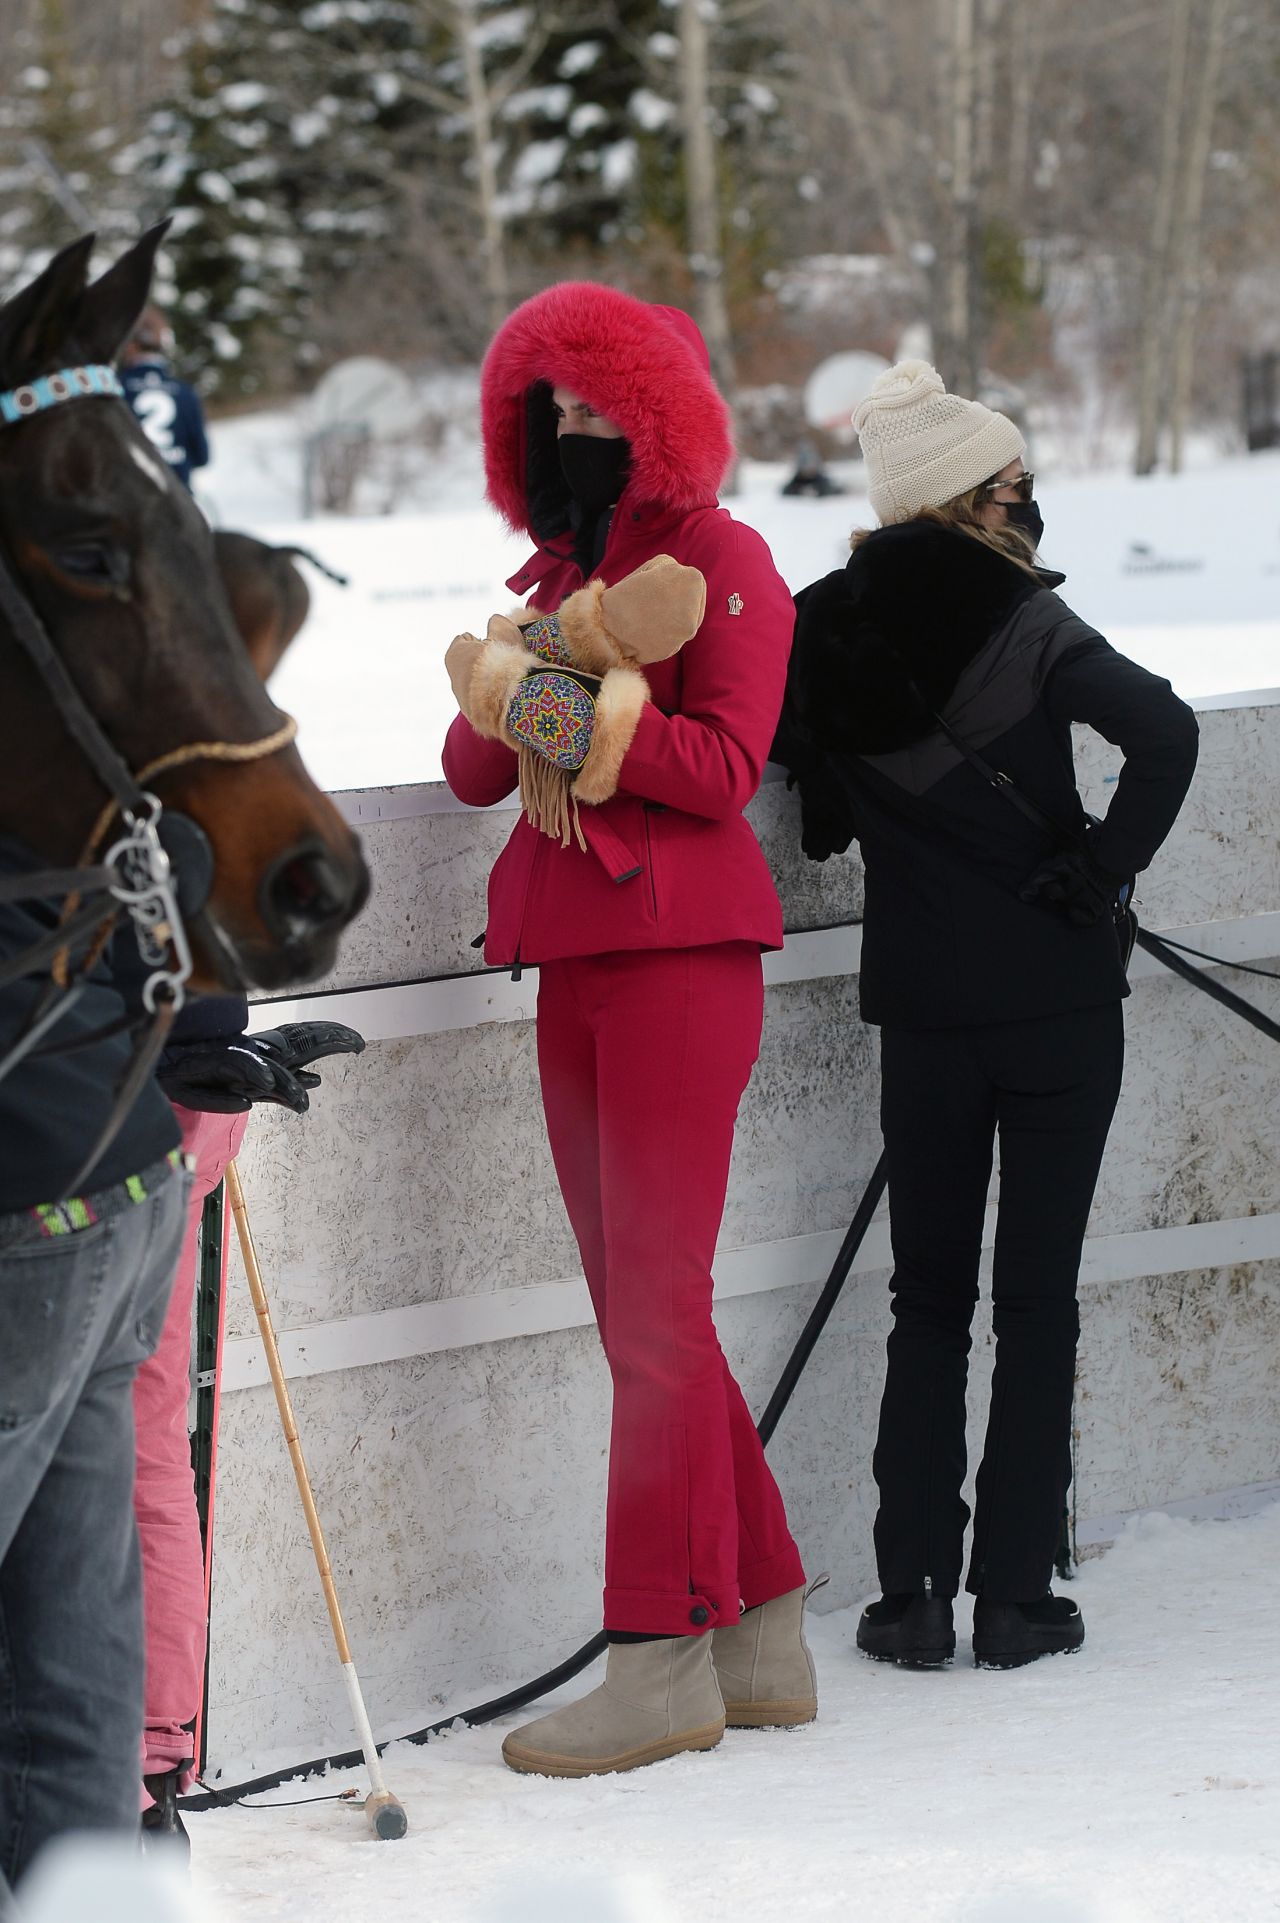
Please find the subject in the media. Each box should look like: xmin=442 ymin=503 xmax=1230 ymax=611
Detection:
xmin=558 ymin=434 xmax=631 ymax=515
xmin=1003 ymin=498 xmax=1044 ymax=552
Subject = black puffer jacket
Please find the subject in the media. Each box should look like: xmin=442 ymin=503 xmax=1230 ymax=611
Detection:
xmin=775 ymin=522 xmax=1200 ymax=1029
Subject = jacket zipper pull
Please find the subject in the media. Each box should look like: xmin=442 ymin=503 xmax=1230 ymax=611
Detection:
xmin=470 ymin=932 xmax=486 ymax=949
xmin=923 ymin=1575 xmax=933 ymax=1598
xmin=511 ymin=950 xmax=522 ymax=983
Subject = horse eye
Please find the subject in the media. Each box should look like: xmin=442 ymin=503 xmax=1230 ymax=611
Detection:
xmin=55 ymin=542 xmax=127 ymax=586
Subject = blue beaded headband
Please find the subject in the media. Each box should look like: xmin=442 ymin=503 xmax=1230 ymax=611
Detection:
xmin=0 ymin=364 xmax=123 ymax=427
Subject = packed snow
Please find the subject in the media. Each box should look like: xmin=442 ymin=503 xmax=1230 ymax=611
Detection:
xmin=196 ymin=402 xmax=1280 ymax=796
xmin=174 ymin=1506 xmax=1280 ymax=1922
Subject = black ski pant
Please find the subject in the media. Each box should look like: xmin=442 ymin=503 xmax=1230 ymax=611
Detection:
xmin=872 ymin=1004 xmax=1124 ymax=1603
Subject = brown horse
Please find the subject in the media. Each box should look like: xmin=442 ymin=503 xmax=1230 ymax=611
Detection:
xmin=0 ymin=227 xmax=368 ymax=993
xmin=213 ymin=533 xmax=347 ymax=684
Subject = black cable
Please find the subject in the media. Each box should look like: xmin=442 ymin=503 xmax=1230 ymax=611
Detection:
xmin=181 ymin=921 xmax=1279 ymax=1811
xmin=1135 ymin=928 xmax=1280 ymax=1045
xmin=1143 ymin=934 xmax=1280 ymax=982
xmin=180 ymin=1143 xmax=892 ymax=1809
xmin=190 ymin=1775 xmax=357 ymax=1811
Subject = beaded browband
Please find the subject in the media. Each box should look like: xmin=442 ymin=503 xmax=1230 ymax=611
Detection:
xmin=0 ymin=363 xmax=123 ymax=426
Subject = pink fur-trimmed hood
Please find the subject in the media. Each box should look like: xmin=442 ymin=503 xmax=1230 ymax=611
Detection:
xmin=481 ymin=282 xmax=734 ymax=538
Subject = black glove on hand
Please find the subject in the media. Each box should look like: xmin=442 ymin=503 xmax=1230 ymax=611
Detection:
xmin=1018 ymin=842 xmax=1123 ymax=927
xmin=156 ymin=1022 xmax=365 ymax=1116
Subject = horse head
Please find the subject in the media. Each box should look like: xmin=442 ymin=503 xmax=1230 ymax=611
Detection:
xmin=0 ymin=227 xmax=369 ymax=992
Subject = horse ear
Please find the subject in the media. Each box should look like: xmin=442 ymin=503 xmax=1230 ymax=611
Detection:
xmin=0 ymin=233 xmax=97 ymax=386
xmin=73 ymin=220 xmax=174 ymax=366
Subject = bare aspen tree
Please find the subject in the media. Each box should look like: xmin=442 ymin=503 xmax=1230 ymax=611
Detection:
xmin=1134 ymin=0 xmax=1192 ymax=474
xmin=1167 ymin=0 xmax=1230 ymax=470
xmin=1006 ymin=0 xmax=1042 ymax=209
xmin=941 ymin=0 xmax=978 ymax=393
xmin=813 ymin=3 xmax=914 ymax=260
xmin=453 ymin=0 xmax=510 ymax=337
xmin=677 ymin=0 xmax=738 ymax=405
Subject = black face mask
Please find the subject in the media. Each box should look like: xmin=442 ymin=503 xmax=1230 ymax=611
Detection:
xmin=1003 ymin=498 xmax=1044 ymax=551
xmin=558 ymin=434 xmax=631 ymax=515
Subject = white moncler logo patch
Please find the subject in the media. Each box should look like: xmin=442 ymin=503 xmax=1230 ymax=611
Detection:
xmin=727 ymin=593 xmax=744 ymax=616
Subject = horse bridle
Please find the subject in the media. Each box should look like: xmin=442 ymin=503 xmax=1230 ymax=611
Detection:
xmin=0 ymin=364 xmax=297 ymax=1188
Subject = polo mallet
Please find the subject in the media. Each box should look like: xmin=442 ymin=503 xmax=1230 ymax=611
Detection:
xmin=224 ymin=1160 xmax=408 ymax=1840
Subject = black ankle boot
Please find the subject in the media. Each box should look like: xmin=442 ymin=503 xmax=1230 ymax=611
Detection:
xmin=856 ymin=1591 xmax=956 ymax=1668
xmin=972 ymin=1592 xmax=1085 ymax=1668
xmin=141 ymin=1760 xmax=192 ymax=1856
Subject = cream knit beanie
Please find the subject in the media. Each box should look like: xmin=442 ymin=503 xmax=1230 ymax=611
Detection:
xmin=853 ymin=359 xmax=1025 ymax=525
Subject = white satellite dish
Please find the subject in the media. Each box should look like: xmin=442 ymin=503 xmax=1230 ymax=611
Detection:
xmin=308 ymin=356 xmax=423 ymax=442
xmin=804 ymin=350 xmax=892 ymax=435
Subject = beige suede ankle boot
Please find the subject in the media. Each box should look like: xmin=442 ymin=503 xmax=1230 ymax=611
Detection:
xmin=712 ymin=1581 xmax=819 ymax=1727
xmin=501 ymin=1634 xmax=725 ymax=1778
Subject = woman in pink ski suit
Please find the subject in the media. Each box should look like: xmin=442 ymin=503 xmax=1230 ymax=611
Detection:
xmin=443 ymin=281 xmax=817 ymax=1777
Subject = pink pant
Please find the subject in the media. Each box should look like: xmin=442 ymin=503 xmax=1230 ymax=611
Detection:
xmin=537 ymin=943 xmax=804 ymax=1637
xmin=134 ymin=1105 xmax=247 ymax=1789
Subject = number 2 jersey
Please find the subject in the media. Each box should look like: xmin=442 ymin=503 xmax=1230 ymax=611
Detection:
xmin=120 ymin=357 xmax=210 ymax=490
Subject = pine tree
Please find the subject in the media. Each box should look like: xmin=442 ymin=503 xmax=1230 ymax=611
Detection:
xmin=0 ymin=0 xmax=129 ymax=287
xmin=144 ymin=0 xmax=441 ymax=395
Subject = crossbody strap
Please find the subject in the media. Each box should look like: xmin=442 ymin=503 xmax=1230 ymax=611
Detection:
xmin=925 ymin=702 xmax=1138 ymax=971
xmin=929 ymin=705 xmax=1077 ymax=849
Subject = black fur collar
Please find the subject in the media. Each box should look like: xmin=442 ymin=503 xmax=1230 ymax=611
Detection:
xmin=790 ymin=521 xmax=1045 ymax=755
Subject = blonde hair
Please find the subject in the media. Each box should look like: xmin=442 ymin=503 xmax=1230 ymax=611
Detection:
xmin=851 ymin=484 xmax=1040 ymax=576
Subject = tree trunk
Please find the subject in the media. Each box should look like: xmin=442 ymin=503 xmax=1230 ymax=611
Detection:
xmin=940 ymin=0 xmax=978 ymax=394
xmin=677 ymin=0 xmax=738 ymax=407
xmin=1168 ymin=0 xmax=1230 ymax=472
xmin=454 ymin=0 xmax=510 ymax=340
xmin=1133 ymin=0 xmax=1192 ymax=474
xmin=1007 ymin=0 xmax=1039 ymax=215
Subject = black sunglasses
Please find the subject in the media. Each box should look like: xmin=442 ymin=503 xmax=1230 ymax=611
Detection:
xmin=981 ymin=470 xmax=1036 ymax=503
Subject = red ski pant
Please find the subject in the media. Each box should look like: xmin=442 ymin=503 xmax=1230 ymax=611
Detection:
xmin=537 ymin=942 xmax=805 ymax=1637
xmin=133 ymin=1104 xmax=247 ymax=1793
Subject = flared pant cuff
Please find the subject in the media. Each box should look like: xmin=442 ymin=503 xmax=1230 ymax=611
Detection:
xmin=738 ymin=1542 xmax=807 ymax=1614
xmin=603 ymin=1585 xmax=735 ymax=1637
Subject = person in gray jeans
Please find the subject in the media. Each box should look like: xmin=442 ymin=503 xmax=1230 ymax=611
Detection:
xmin=1 ymin=842 xmax=188 ymax=1898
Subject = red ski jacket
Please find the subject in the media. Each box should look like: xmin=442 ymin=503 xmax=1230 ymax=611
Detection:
xmin=442 ymin=283 xmax=793 ymax=968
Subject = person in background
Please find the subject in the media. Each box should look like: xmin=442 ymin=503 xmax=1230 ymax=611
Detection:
xmin=781 ymin=439 xmax=845 ymax=498
xmin=443 ymin=281 xmax=817 ymax=1778
xmin=119 ymin=308 xmax=209 ymax=492
xmin=777 ymin=360 xmax=1199 ymax=1671
xmin=129 ymin=987 xmax=363 ymax=1847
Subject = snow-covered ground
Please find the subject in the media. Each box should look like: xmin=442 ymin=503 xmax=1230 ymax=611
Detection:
xmin=198 ymin=404 xmax=1280 ymax=795
xmin=182 ymin=1506 xmax=1280 ymax=1923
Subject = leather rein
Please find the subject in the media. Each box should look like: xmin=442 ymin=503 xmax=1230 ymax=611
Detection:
xmin=0 ymin=365 xmax=296 ymax=1188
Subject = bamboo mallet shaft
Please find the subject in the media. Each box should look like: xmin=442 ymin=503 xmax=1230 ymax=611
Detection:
xmin=224 ymin=1159 xmax=407 ymax=1840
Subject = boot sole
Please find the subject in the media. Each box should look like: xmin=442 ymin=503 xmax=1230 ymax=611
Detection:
xmin=972 ymin=1635 xmax=1084 ymax=1670
xmin=501 ymin=1719 xmax=725 ymax=1778
xmin=723 ymin=1697 xmax=817 ymax=1728
xmin=856 ymin=1631 xmax=956 ymax=1670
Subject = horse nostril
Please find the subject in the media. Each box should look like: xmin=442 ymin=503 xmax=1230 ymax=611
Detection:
xmin=260 ymin=841 xmax=364 ymax=944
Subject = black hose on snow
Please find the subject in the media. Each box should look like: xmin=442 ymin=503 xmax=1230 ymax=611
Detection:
xmin=180 ymin=1150 xmax=892 ymax=1807
xmin=182 ymin=927 xmax=1279 ymax=1809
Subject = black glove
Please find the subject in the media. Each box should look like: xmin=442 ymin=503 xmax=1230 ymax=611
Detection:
xmin=1018 ymin=842 xmax=1123 ymax=927
xmin=156 ymin=1022 xmax=365 ymax=1115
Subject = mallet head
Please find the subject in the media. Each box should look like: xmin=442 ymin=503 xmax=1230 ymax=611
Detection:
xmin=365 ymin=1789 xmax=408 ymax=1840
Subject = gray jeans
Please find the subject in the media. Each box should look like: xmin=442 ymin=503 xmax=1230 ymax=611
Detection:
xmin=0 ymin=1160 xmax=187 ymax=1896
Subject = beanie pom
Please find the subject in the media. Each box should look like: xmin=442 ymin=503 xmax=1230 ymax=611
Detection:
xmin=851 ymin=357 xmax=1025 ymax=525
xmin=853 ymin=359 xmax=945 ymax=433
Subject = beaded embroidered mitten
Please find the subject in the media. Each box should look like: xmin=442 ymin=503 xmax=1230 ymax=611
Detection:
xmin=445 ymin=555 xmax=706 ymax=846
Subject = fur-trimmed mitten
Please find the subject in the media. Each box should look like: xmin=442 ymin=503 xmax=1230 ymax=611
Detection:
xmin=490 ymin=555 xmax=706 ymax=674
xmin=446 ymin=556 xmax=706 ymax=847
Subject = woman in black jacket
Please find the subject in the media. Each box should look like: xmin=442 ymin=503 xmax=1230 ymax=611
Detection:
xmin=777 ymin=361 xmax=1199 ymax=1669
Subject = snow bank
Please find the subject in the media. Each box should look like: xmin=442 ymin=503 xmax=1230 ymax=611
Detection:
xmin=198 ymin=406 xmax=1280 ymax=795
xmin=188 ymin=1505 xmax=1280 ymax=1923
